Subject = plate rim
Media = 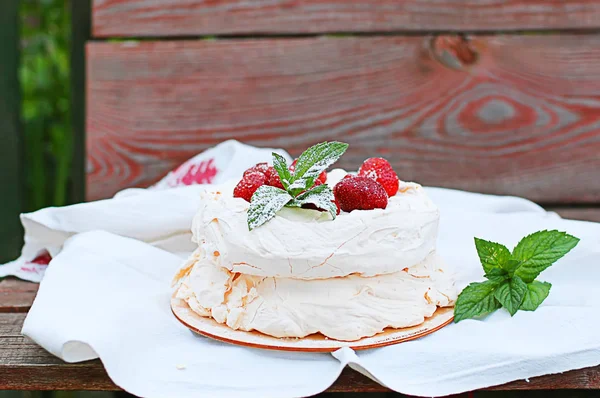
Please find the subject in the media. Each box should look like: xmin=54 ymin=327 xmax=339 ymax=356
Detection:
xmin=171 ymin=296 xmax=454 ymax=352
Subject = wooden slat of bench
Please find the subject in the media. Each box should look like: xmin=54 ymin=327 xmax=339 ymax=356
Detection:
xmin=92 ymin=0 xmax=600 ymax=37
xmin=0 ymin=278 xmax=37 ymax=313
xmin=2 ymin=312 xmax=600 ymax=391
xmin=87 ymin=35 xmax=600 ymax=202
xmin=548 ymin=207 xmax=600 ymax=223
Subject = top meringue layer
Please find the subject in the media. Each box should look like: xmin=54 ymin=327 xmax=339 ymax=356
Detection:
xmin=191 ymin=169 xmax=439 ymax=280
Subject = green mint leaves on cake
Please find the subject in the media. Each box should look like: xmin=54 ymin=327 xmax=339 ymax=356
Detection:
xmin=245 ymin=141 xmax=348 ymax=230
xmin=454 ymin=230 xmax=579 ymax=323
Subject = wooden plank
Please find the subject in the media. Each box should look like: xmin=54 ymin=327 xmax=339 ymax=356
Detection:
xmin=69 ymin=0 xmax=92 ymax=204
xmin=2 ymin=312 xmax=600 ymax=391
xmin=0 ymin=0 xmax=23 ymax=263
xmin=91 ymin=0 xmax=600 ymax=37
xmin=87 ymin=35 xmax=600 ymax=203
xmin=0 ymin=278 xmax=37 ymax=313
xmin=550 ymin=207 xmax=600 ymax=223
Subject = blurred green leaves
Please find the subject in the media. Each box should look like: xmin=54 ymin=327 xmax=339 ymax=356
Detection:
xmin=20 ymin=0 xmax=71 ymax=210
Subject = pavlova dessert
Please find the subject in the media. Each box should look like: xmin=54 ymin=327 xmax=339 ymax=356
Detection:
xmin=172 ymin=142 xmax=456 ymax=341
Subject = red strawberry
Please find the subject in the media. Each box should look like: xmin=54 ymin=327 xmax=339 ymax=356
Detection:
xmin=358 ymin=157 xmax=399 ymax=197
xmin=233 ymin=171 xmax=266 ymax=202
xmin=333 ymin=177 xmax=388 ymax=212
xmin=264 ymin=166 xmax=278 ymax=181
xmin=244 ymin=162 xmax=270 ymax=177
xmin=267 ymin=170 xmax=285 ymax=190
xmin=290 ymin=159 xmax=327 ymax=184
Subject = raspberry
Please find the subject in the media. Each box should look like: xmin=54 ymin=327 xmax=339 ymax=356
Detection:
xmin=290 ymin=159 xmax=327 ymax=184
xmin=358 ymin=157 xmax=399 ymax=197
xmin=233 ymin=171 xmax=266 ymax=202
xmin=333 ymin=177 xmax=388 ymax=212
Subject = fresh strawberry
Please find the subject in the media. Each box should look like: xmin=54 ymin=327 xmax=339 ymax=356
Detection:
xmin=267 ymin=170 xmax=285 ymax=189
xmin=290 ymin=159 xmax=327 ymax=184
xmin=333 ymin=176 xmax=388 ymax=212
xmin=244 ymin=162 xmax=270 ymax=177
xmin=233 ymin=171 xmax=266 ymax=202
xmin=264 ymin=166 xmax=278 ymax=181
xmin=358 ymin=157 xmax=399 ymax=197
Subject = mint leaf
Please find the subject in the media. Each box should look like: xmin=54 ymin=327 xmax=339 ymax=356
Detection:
xmin=272 ymin=152 xmax=292 ymax=189
xmin=485 ymin=267 xmax=508 ymax=278
xmin=454 ymin=279 xmax=502 ymax=323
xmin=474 ymin=238 xmax=511 ymax=274
xmin=247 ymin=186 xmax=293 ymax=230
xmin=290 ymin=141 xmax=348 ymax=189
xmin=520 ymin=281 xmax=552 ymax=311
xmin=289 ymin=184 xmax=338 ymax=219
xmin=503 ymin=259 xmax=522 ymax=274
xmin=486 ymin=274 xmax=510 ymax=285
xmin=513 ymin=230 xmax=580 ymax=282
xmin=493 ymin=275 xmax=527 ymax=316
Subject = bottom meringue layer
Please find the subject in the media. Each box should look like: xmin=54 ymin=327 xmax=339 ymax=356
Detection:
xmin=173 ymin=251 xmax=457 ymax=342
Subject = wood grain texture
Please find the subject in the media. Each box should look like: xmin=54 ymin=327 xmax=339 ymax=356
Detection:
xmin=0 ymin=278 xmax=37 ymax=313
xmin=87 ymin=36 xmax=600 ymax=202
xmin=550 ymin=207 xmax=600 ymax=223
xmin=91 ymin=0 xmax=600 ymax=37
xmin=3 ymin=312 xmax=600 ymax=391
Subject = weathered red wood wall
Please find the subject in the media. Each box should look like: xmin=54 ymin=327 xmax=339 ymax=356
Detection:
xmin=87 ymin=0 xmax=600 ymax=209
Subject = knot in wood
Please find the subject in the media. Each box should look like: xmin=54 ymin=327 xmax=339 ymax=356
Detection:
xmin=430 ymin=35 xmax=478 ymax=70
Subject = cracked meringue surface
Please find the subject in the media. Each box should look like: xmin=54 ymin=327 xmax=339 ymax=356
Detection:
xmin=174 ymin=249 xmax=456 ymax=341
xmin=172 ymin=169 xmax=457 ymax=341
xmin=191 ymin=169 xmax=440 ymax=279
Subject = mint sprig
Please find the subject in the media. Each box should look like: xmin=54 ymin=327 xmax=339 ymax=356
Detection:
xmin=454 ymin=230 xmax=579 ymax=323
xmin=247 ymin=141 xmax=348 ymax=230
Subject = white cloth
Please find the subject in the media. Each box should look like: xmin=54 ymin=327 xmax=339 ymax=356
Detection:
xmin=6 ymin=140 xmax=600 ymax=396
xmin=0 ymin=140 xmax=292 ymax=282
xmin=20 ymin=187 xmax=600 ymax=397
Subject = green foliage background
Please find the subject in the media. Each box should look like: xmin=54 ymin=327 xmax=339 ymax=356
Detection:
xmin=21 ymin=0 xmax=71 ymax=211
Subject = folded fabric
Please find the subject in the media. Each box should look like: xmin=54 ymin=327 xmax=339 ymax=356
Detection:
xmin=21 ymin=188 xmax=600 ymax=397
xmin=0 ymin=140 xmax=292 ymax=282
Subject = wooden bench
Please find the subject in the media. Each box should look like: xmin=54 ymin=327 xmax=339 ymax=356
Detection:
xmin=3 ymin=0 xmax=600 ymax=394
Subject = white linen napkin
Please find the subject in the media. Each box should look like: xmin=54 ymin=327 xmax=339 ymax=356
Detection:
xmin=0 ymin=140 xmax=292 ymax=282
xmin=21 ymin=186 xmax=600 ymax=397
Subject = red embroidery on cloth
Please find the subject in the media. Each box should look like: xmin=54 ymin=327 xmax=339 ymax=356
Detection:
xmin=29 ymin=251 xmax=52 ymax=265
xmin=19 ymin=250 xmax=52 ymax=274
xmin=175 ymin=158 xmax=218 ymax=186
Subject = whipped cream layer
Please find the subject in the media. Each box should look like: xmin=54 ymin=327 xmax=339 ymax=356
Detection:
xmin=191 ymin=169 xmax=439 ymax=279
xmin=174 ymin=249 xmax=456 ymax=341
